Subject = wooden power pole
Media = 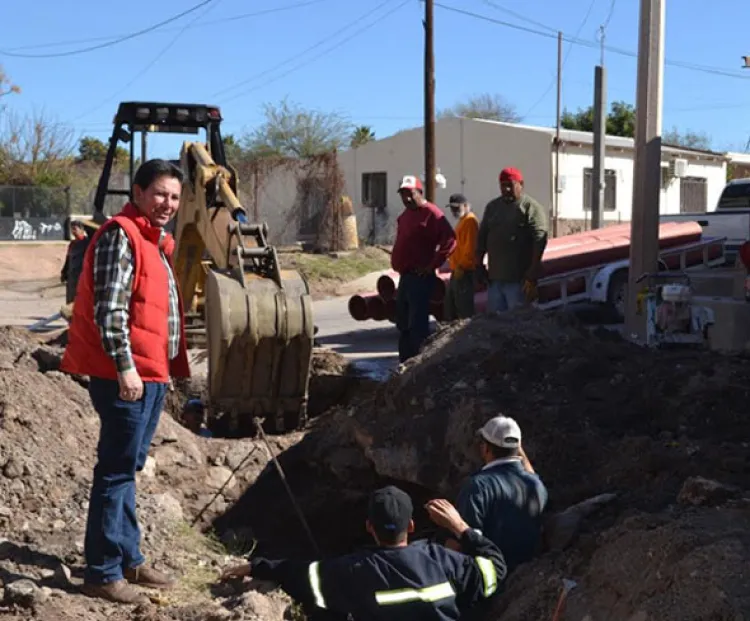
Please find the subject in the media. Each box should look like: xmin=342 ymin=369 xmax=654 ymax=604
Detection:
xmin=553 ymin=31 xmax=562 ymax=238
xmin=424 ymin=0 xmax=436 ymax=202
xmin=625 ymin=0 xmax=665 ymax=340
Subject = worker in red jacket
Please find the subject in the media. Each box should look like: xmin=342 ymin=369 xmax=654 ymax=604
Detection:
xmin=390 ymin=175 xmax=456 ymax=362
xmin=61 ymin=159 xmax=190 ymax=605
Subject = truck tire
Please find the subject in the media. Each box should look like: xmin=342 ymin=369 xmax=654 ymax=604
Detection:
xmin=606 ymin=270 xmax=629 ymax=323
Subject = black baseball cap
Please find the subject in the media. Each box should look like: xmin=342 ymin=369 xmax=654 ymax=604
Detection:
xmin=447 ymin=193 xmax=468 ymax=206
xmin=367 ymin=486 xmax=413 ymax=535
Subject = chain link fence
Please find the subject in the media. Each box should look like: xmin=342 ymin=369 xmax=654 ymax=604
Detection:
xmin=0 ymin=185 xmax=71 ymax=241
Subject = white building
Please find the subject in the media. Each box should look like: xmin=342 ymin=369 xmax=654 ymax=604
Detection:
xmin=338 ymin=117 xmax=728 ymax=243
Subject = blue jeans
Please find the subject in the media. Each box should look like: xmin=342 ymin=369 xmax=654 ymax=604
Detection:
xmin=487 ymin=281 xmax=524 ymax=313
xmin=84 ymin=378 xmax=168 ymax=584
xmin=396 ymin=273 xmax=435 ymax=363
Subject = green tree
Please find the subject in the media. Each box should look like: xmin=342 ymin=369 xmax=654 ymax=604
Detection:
xmin=439 ymin=93 xmax=520 ymax=123
xmin=350 ymin=125 xmax=375 ymax=148
xmin=77 ymin=136 xmax=128 ymax=163
xmin=663 ymin=127 xmax=712 ymax=150
xmin=222 ymin=133 xmax=244 ymax=162
xmin=244 ymin=98 xmax=352 ymax=158
xmin=561 ymin=100 xmax=636 ymax=137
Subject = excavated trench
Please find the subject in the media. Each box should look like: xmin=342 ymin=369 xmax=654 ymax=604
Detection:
xmin=210 ymin=426 xmax=439 ymax=559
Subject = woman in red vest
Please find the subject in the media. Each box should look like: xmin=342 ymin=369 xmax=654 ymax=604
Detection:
xmin=61 ymin=159 xmax=190 ymax=604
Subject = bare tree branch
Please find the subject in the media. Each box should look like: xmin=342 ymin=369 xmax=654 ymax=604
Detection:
xmin=244 ymin=98 xmax=353 ymax=159
xmin=439 ymin=93 xmax=521 ymax=123
xmin=0 ymin=109 xmax=75 ymax=185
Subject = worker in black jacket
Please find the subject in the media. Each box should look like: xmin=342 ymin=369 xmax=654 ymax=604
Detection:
xmin=220 ymin=486 xmax=507 ymax=621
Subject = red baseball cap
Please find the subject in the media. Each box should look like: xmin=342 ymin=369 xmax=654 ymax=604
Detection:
xmin=398 ymin=175 xmax=423 ymax=192
xmin=499 ymin=167 xmax=524 ymax=183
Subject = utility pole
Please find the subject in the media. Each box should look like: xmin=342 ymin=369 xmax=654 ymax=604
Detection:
xmin=424 ymin=0 xmax=436 ymax=203
xmin=625 ymin=0 xmax=665 ymax=341
xmin=553 ymin=31 xmax=562 ymax=238
xmin=591 ymin=65 xmax=607 ymax=230
xmin=141 ymin=131 xmax=148 ymax=163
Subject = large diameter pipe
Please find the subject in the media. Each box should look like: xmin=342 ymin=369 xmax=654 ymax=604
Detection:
xmin=348 ymin=295 xmax=369 ymax=321
xmin=377 ymin=274 xmax=397 ymax=301
xmin=367 ymin=295 xmax=387 ymax=321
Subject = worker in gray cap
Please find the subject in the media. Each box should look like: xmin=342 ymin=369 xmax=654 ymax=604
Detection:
xmin=444 ymin=193 xmax=479 ymax=321
xmin=452 ymin=415 xmax=548 ymax=575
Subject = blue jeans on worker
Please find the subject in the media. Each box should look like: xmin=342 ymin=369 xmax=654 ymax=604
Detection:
xmin=84 ymin=377 xmax=168 ymax=585
xmin=487 ymin=281 xmax=524 ymax=313
xmin=396 ymin=272 xmax=435 ymax=363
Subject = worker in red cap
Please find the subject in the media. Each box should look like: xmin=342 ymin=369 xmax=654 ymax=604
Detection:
xmin=476 ymin=167 xmax=548 ymax=313
xmin=391 ymin=175 xmax=457 ymax=362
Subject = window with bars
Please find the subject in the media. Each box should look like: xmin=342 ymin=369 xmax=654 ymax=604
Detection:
xmin=362 ymin=172 xmax=387 ymax=211
xmin=583 ymin=168 xmax=617 ymax=212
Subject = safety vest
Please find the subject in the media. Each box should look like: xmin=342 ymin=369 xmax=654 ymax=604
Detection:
xmin=61 ymin=203 xmax=190 ymax=383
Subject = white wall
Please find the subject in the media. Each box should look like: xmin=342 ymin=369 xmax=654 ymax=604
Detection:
xmin=555 ymin=143 xmax=726 ymax=221
xmin=339 ymin=117 xmax=553 ymax=243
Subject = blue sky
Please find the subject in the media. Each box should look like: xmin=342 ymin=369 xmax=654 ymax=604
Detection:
xmin=3 ymin=0 xmax=750 ymax=157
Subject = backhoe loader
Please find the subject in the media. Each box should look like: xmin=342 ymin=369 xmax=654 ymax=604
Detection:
xmin=90 ymin=101 xmax=314 ymax=434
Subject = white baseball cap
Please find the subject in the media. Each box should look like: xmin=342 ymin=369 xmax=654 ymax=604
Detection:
xmin=397 ymin=175 xmax=423 ymax=192
xmin=478 ymin=416 xmax=522 ymax=448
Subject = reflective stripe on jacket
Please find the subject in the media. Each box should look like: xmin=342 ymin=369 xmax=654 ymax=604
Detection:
xmin=251 ymin=529 xmax=506 ymax=621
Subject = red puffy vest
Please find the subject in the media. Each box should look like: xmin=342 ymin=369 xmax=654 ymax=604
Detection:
xmin=61 ymin=203 xmax=190 ymax=382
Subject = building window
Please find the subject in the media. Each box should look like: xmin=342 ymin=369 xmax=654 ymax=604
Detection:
xmin=583 ymin=168 xmax=617 ymax=212
xmin=362 ymin=172 xmax=387 ymax=211
xmin=679 ymin=176 xmax=707 ymax=213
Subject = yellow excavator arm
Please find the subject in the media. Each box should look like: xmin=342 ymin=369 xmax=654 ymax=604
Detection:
xmin=172 ymin=141 xmax=314 ymax=434
xmin=88 ymin=102 xmax=313 ymax=434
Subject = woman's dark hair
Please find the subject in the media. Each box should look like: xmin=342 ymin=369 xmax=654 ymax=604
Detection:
xmin=133 ymin=159 xmax=184 ymax=190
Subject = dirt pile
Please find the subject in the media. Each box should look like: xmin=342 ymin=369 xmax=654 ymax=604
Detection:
xmin=220 ymin=310 xmax=750 ymax=619
xmin=332 ymin=311 xmax=750 ymax=619
xmin=0 ymin=326 xmax=298 ymax=620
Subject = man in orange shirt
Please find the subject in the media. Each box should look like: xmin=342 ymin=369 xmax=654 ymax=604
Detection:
xmin=444 ymin=193 xmax=479 ymax=320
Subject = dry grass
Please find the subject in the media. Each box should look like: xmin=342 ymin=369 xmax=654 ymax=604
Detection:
xmin=279 ymin=246 xmax=390 ymax=296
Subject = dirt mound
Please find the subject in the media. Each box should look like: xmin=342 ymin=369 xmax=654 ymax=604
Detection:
xmin=217 ymin=310 xmax=750 ymax=618
xmin=323 ymin=311 xmax=750 ymax=509
xmin=0 ymin=326 xmax=295 ymax=620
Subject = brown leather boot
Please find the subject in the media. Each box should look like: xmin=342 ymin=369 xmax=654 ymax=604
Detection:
xmin=124 ymin=565 xmax=175 ymax=590
xmin=80 ymin=579 xmax=150 ymax=604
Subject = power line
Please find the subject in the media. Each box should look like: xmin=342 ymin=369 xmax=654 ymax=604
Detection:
xmin=521 ymin=0 xmax=599 ymax=120
xmin=68 ymin=0 xmax=221 ymax=123
xmin=480 ymin=0 xmax=558 ymax=34
xmin=214 ymin=0 xmax=408 ymax=101
xmin=434 ymin=3 xmax=750 ymax=81
xmin=3 ymin=0 xmax=329 ymax=53
xmin=0 ymin=0 xmax=214 ymax=59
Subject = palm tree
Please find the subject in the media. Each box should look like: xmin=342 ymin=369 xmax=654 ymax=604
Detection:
xmin=350 ymin=126 xmax=375 ymax=148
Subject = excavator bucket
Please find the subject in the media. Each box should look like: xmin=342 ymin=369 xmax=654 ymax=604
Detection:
xmin=204 ymin=267 xmax=314 ymax=435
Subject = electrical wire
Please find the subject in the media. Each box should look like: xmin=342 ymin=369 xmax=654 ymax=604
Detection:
xmin=521 ymin=0 xmax=599 ymax=120
xmin=68 ymin=0 xmax=221 ymax=123
xmin=3 ymin=0 xmax=329 ymax=53
xmin=434 ymin=3 xmax=750 ymax=81
xmin=481 ymin=0 xmax=558 ymax=33
xmin=0 ymin=0 xmax=215 ymax=59
xmin=213 ymin=0 xmax=408 ymax=101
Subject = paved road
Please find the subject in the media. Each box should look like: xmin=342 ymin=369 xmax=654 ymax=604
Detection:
xmin=0 ymin=279 xmax=401 ymax=377
xmin=313 ymin=297 xmax=399 ymax=379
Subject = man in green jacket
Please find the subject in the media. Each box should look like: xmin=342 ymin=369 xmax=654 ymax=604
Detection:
xmin=476 ymin=168 xmax=548 ymax=313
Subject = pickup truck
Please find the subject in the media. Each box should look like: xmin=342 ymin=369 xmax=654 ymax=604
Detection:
xmin=660 ymin=178 xmax=750 ymax=264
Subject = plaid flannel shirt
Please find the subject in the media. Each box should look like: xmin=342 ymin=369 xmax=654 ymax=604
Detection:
xmin=92 ymin=225 xmax=180 ymax=373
